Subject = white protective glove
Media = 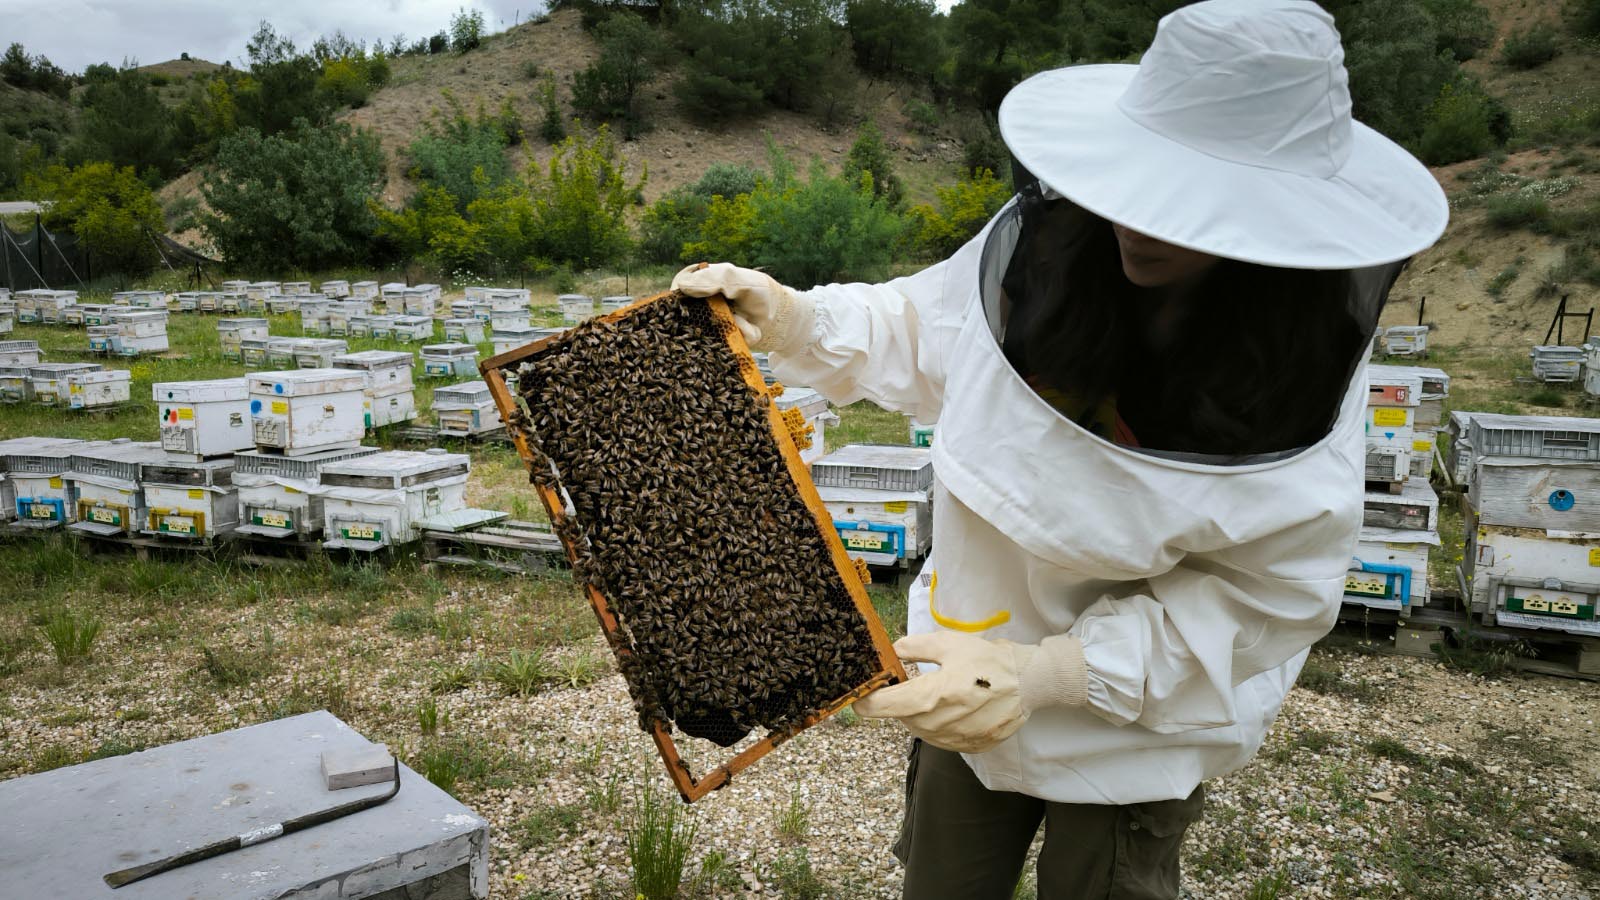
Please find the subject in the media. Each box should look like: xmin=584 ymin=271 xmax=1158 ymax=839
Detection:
xmin=671 ymin=262 xmax=816 ymax=354
xmin=854 ymin=631 xmax=1089 ymax=754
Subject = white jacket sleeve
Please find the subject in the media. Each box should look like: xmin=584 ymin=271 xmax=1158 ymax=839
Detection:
xmin=1068 ymin=541 xmax=1346 ymax=733
xmin=770 ymin=218 xmax=997 ymax=424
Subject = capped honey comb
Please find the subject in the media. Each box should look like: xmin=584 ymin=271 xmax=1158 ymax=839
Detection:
xmin=482 ymin=291 xmax=904 ymax=801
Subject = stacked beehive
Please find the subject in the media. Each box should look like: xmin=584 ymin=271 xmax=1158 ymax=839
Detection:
xmin=332 ymin=350 xmax=417 ymax=429
xmin=1532 ymin=345 xmax=1585 ymax=383
xmin=66 ymin=439 xmax=168 ymax=539
xmin=1461 ymin=414 xmax=1600 ymax=639
xmin=2 ymin=437 xmax=91 ymax=529
xmin=1343 ymin=367 xmax=1442 ymax=613
xmin=145 ymin=379 xmax=256 ymax=542
xmin=432 ymin=380 xmax=502 ymax=436
xmin=812 ymin=444 xmax=935 ymax=572
xmin=317 ymin=449 xmax=472 ymax=552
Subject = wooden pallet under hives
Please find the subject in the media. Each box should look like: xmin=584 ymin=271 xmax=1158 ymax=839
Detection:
xmin=480 ymin=291 xmax=907 ymax=802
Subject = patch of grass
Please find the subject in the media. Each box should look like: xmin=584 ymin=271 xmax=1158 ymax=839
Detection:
xmin=693 ymin=850 xmax=743 ymax=895
xmin=778 ymin=787 xmax=810 ymax=842
xmin=31 ymin=743 xmax=80 ymax=773
xmin=514 ymin=800 xmax=586 ymax=850
xmin=1484 ymin=192 xmax=1552 ymax=231
xmin=553 ymin=648 xmax=608 ymax=688
xmin=489 ymin=648 xmax=552 ymax=697
xmin=1486 ymin=263 xmax=1520 ymax=297
xmin=1191 ymin=833 xmax=1253 ymax=876
xmin=628 ymin=783 xmax=699 ymax=900
xmin=588 ymin=771 xmax=624 ymax=815
xmin=199 ymin=629 xmax=278 ymax=686
xmin=40 ymin=607 xmax=103 ymax=665
xmin=0 ymin=631 xmax=35 ymax=677
xmin=118 ymin=705 xmax=155 ymax=722
xmin=868 ymin=584 xmax=908 ymax=640
xmin=1245 ymin=868 xmax=1292 ymax=900
xmin=1500 ymin=23 xmax=1559 ymax=69
xmin=389 ymin=604 xmax=438 ymax=636
xmin=768 ymin=847 xmax=828 ymax=899
xmin=1528 ymin=387 xmax=1567 ymax=407
xmin=415 ymin=737 xmax=505 ymax=797
xmin=835 ymin=705 xmax=861 ymax=727
xmin=1367 ymin=736 xmax=1429 ymax=768
xmin=1294 ymin=729 xmax=1339 ymax=753
xmin=86 ymin=736 xmax=144 ymax=761
xmin=1435 ymin=633 xmax=1536 ymax=677
xmin=418 ymin=696 xmax=444 ymax=735
xmin=1477 ymin=727 xmax=1566 ymax=771
xmin=429 ymin=662 xmax=476 ymax=694
xmin=1295 ymin=657 xmax=1384 ymax=703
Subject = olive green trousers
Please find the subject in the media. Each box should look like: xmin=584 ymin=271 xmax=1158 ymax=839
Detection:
xmin=892 ymin=741 xmax=1205 ymax=900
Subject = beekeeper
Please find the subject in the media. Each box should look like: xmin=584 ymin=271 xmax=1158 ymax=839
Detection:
xmin=676 ymin=0 xmax=1446 ymax=896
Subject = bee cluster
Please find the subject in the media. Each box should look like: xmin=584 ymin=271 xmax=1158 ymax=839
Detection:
xmin=514 ymin=294 xmax=879 ymax=748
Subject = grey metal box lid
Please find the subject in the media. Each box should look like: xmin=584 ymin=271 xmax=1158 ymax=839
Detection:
xmin=422 ymin=343 xmax=478 ymax=358
xmin=431 ymin=380 xmax=493 ymax=407
xmin=1 ymin=437 xmax=88 ymax=472
xmin=142 ymin=457 xmax=236 ymax=487
xmin=0 ymin=340 xmax=40 ymax=353
xmin=30 ymin=362 xmax=102 ymax=377
xmin=333 ymin=350 xmax=414 ymax=370
xmin=234 ymin=446 xmax=379 ymax=479
xmin=69 ymin=440 xmax=167 ymax=481
xmin=319 ymin=448 xmax=470 ymax=488
xmin=812 ymin=444 xmax=934 ymax=491
xmin=248 ymin=369 xmax=368 ymax=396
xmin=217 ymin=317 xmax=269 ymax=328
xmin=1468 ymin=413 xmax=1600 ymax=462
xmin=154 ymin=378 xmax=249 ymax=403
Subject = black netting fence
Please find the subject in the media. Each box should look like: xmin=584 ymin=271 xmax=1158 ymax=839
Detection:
xmin=2 ymin=218 xmax=89 ymax=291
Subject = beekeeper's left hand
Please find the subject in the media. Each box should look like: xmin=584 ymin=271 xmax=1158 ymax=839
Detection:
xmin=855 ymin=631 xmax=1088 ymax=754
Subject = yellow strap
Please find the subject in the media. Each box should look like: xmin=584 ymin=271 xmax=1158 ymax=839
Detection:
xmin=927 ymin=571 xmax=1011 ymax=633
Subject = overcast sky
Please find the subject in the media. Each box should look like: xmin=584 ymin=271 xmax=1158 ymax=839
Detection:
xmin=0 ymin=0 xmax=547 ymax=73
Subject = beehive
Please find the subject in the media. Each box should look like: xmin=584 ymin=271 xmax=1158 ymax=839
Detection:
xmin=30 ymin=363 xmax=101 ymax=407
xmin=1363 ymin=476 xmax=1439 ymax=532
xmin=1345 ymin=526 xmax=1436 ymax=611
xmin=217 ymin=317 xmax=269 ymax=361
xmin=489 ymin=308 xmax=531 ymax=331
xmin=1382 ymin=324 xmax=1428 ymax=357
xmin=240 ymin=337 xmax=269 ymax=367
xmin=772 ymin=385 xmax=837 ymax=465
xmin=64 ymin=369 xmax=130 ymax=410
xmin=155 ymin=378 xmax=254 ymax=458
xmin=293 ymin=338 xmax=350 ymax=369
xmin=557 ymin=294 xmax=595 ymax=325
xmin=390 ymin=315 xmax=437 ymax=342
xmin=1531 ymin=345 xmax=1584 ymax=383
xmin=220 ymin=280 xmax=249 ymax=293
xmin=421 ymin=343 xmax=480 ymax=379
xmin=811 ymin=444 xmax=934 ymax=492
xmin=327 ymin=300 xmax=370 ymax=336
xmin=267 ymin=337 xmax=302 ymax=369
xmin=266 ymin=294 xmax=300 ymax=315
xmin=233 ymin=446 xmax=380 ymax=539
xmin=0 ymin=310 xmax=11 ymax=336
xmin=298 ymin=298 xmax=333 ymax=335
xmin=318 ymin=449 xmax=471 ymax=550
xmin=319 ymin=279 xmax=351 ymax=298
xmin=169 ymin=292 xmax=202 ymax=312
xmin=197 ymin=291 xmax=224 ymax=313
xmin=1 ymin=437 xmax=86 ymax=525
xmin=600 ymin=295 xmax=631 ymax=314
xmin=0 ymin=366 xmax=33 ymax=403
xmin=491 ymin=325 xmax=544 ymax=356
xmin=332 ymin=350 xmax=417 ymax=430
xmin=67 ymin=440 xmax=166 ymax=537
xmin=247 ymin=369 xmax=367 ymax=456
xmin=282 ymin=281 xmax=312 ymax=295
xmin=107 ymin=309 xmax=169 ymax=355
xmin=246 ymin=281 xmax=282 ymax=302
xmin=1467 ymin=524 xmax=1600 ymax=637
xmin=0 ymin=340 xmax=42 ymax=368
xmin=432 ymin=380 xmax=501 ymax=435
xmin=61 ymin=303 xmax=94 ymax=326
xmin=350 ymin=280 xmax=380 ymax=300
xmin=141 ymin=458 xmax=238 ymax=541
xmin=482 ymin=290 xmax=904 ymax=801
xmin=480 ymin=287 xmax=531 ymax=310
xmin=443 ymin=318 xmax=487 ymax=344
xmin=1468 ymin=413 xmax=1600 ymax=462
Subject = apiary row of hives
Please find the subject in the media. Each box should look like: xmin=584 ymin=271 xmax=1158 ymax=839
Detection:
xmin=0 ymin=341 xmax=131 ymax=410
xmin=1343 ymin=363 xmax=1450 ymax=613
xmin=2 ymin=369 xmax=474 ymax=550
xmin=1455 ymin=412 xmax=1600 ymax=639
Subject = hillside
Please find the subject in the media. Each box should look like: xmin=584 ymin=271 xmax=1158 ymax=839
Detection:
xmin=339 ymin=7 xmax=966 ymax=209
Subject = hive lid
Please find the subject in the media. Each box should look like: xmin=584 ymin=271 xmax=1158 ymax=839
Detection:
xmin=814 ymin=444 xmax=933 ymax=470
xmin=333 ymin=350 xmax=414 ymax=369
xmin=69 ymin=440 xmax=167 ymax=469
xmin=431 ymin=380 xmax=492 ymax=404
xmin=422 ymin=343 xmax=478 ymax=355
xmin=0 ymin=437 xmax=89 ymax=467
xmin=319 ymin=448 xmax=471 ymax=485
xmin=30 ymin=363 xmax=102 ymax=377
xmin=233 ymin=445 xmax=380 ymax=475
xmin=248 ymin=368 xmax=368 ymax=396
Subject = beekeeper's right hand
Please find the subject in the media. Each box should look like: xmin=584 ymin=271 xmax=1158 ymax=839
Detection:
xmin=672 ymin=262 xmax=815 ymax=354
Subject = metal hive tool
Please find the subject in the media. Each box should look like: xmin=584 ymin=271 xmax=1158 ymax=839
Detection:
xmin=481 ymin=290 xmax=905 ymax=802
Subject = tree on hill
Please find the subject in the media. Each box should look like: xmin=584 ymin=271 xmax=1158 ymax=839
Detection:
xmin=571 ymin=12 xmax=666 ymax=139
xmin=845 ymin=0 xmax=944 ymax=82
xmin=843 ymin=120 xmax=905 ymax=210
xmin=29 ymin=161 xmax=164 ymax=274
xmin=70 ymin=68 xmax=180 ymax=182
xmin=0 ymin=43 xmax=72 ymax=99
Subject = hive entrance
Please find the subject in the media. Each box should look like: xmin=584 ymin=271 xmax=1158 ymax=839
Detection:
xmin=483 ymin=292 xmax=903 ymax=800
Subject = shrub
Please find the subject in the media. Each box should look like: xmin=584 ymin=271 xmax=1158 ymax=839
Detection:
xmin=201 ymin=119 xmax=385 ymax=270
xmin=28 ymin=161 xmax=165 ymax=274
xmin=1484 ymin=193 xmax=1552 ymax=231
xmin=429 ymin=32 xmax=449 ymax=55
xmin=536 ymin=76 xmax=566 ymax=144
xmin=1422 ymin=0 xmax=1493 ymax=61
xmin=199 ymin=631 xmax=278 ymax=686
xmin=318 ymin=57 xmax=370 ymax=108
xmin=906 ymin=167 xmax=1012 ymax=259
xmin=693 ymin=163 xmax=759 ymax=200
xmin=450 ymin=8 xmax=487 ymax=53
xmin=637 ymin=187 xmax=710 ymax=265
xmin=1418 ymin=83 xmax=1494 ymax=165
xmin=569 ymin=12 xmax=663 ymax=140
xmin=523 ymin=125 xmax=644 ymax=269
xmin=40 ymin=608 xmax=103 ymax=665
xmin=843 ymin=120 xmax=905 ymax=210
xmin=905 ymin=99 xmax=940 ymax=134
xmin=406 ymin=99 xmax=512 ymax=207
xmin=1500 ymin=24 xmax=1558 ymax=69
xmin=489 ymin=648 xmax=551 ymax=696
xmin=1578 ymin=0 xmax=1600 ymax=39
xmin=628 ymin=783 xmax=698 ymax=900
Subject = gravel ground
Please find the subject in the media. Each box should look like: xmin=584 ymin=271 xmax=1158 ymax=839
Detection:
xmin=3 ymin=553 xmax=1600 ymax=899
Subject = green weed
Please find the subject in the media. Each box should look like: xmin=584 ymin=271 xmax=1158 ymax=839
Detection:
xmin=40 ymin=607 xmax=103 ymax=665
xmin=489 ymin=649 xmax=552 ymax=697
xmin=1367 ymin=736 xmax=1430 ymax=768
xmin=627 ymin=783 xmax=698 ymax=900
xmin=418 ymin=696 xmax=444 ymax=735
xmin=778 ymin=786 xmax=811 ymax=842
xmin=514 ymin=801 xmax=586 ymax=850
xmin=199 ymin=629 xmax=278 ymax=686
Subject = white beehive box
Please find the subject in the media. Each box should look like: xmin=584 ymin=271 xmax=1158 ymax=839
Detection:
xmin=108 ymin=292 xmax=131 ymax=306
xmin=433 ymin=380 xmax=501 ymax=435
xmin=488 ymin=308 xmax=530 ymax=331
xmin=0 ymin=310 xmax=11 ymax=336
xmin=21 ymin=290 xmax=77 ymax=324
xmin=403 ymin=286 xmax=441 ymax=317
xmin=65 ymin=369 xmax=131 ymax=409
xmin=1363 ymin=476 xmax=1438 ymax=532
xmin=1468 ymin=413 xmax=1600 ymax=462
xmin=1382 ymin=325 xmax=1428 ymax=357
xmin=30 ymin=363 xmax=101 ymax=407
xmin=601 ymin=296 xmax=632 ymax=314
xmin=62 ymin=303 xmax=93 ymax=326
xmin=819 ymin=485 xmax=933 ymax=568
xmin=364 ymin=315 xmax=398 ymax=339
xmin=0 ymin=437 xmax=75 ymax=522
xmin=66 ymin=439 xmax=166 ymax=536
xmin=282 ymin=281 xmax=312 ymax=295
xmin=327 ymin=300 xmax=370 ymax=336
xmin=773 ymin=386 xmax=838 ymax=465
xmin=240 ymin=338 xmax=270 ymax=367
xmin=298 ymin=298 xmax=333 ymax=335
xmin=557 ymin=294 xmax=595 ymax=325
xmin=218 ymin=317 xmax=269 ymax=361
xmin=450 ymin=299 xmax=475 ymax=319
xmin=294 ymin=338 xmax=349 ymax=369
xmin=141 ymin=458 xmax=238 ymax=541
xmin=219 ymin=292 xmax=244 ymax=314
xmin=109 ymin=309 xmax=169 ymax=354
xmin=0 ymin=339 xmax=42 ymax=368
xmin=481 ymin=288 xmax=530 ymax=310
xmin=84 ymin=304 xmax=120 ymax=326
xmin=1365 ymin=404 xmax=1416 ymax=454
xmin=812 ymin=444 xmax=934 ymax=493
xmin=334 ymin=350 xmax=415 ymax=392
xmin=169 ymin=292 xmax=202 ymax=312
xmin=467 ymin=301 xmax=493 ymax=323
xmin=1345 ymin=525 xmax=1436 ymax=611
xmin=247 ymin=281 xmax=282 ymax=302
xmin=267 ymin=294 xmax=300 ymax=315
xmin=0 ymin=366 xmax=28 ymax=403
xmin=126 ymin=291 xmax=167 ymax=309
xmin=390 ymin=315 xmax=435 ymax=342
xmin=155 ymin=378 xmax=253 ymax=458
xmin=1467 ymin=525 xmax=1600 ymax=636
xmin=87 ymin=324 xmax=122 ymax=355
xmin=1470 ymin=457 xmax=1600 ymax=533
xmin=6 ymin=437 xmax=90 ymax=527
xmin=197 ymin=292 xmax=223 ymax=313
xmin=351 ymin=280 xmax=379 ymax=300
xmin=319 ymin=449 xmax=471 ymax=550
xmin=421 ymin=343 xmax=480 ymax=379
xmin=267 ymin=337 xmax=302 ymax=369
xmin=248 ymin=369 xmax=367 ymax=456
xmin=491 ymin=325 xmax=544 ymax=356
xmin=443 ymin=318 xmax=486 ymax=344
xmin=1531 ymin=345 xmax=1584 ymax=383
xmin=320 ymin=280 xmax=351 ymax=298
xmin=365 ymin=388 xmax=417 ymax=428
xmin=221 ymin=280 xmax=249 ymax=293
xmin=1365 ymin=446 xmax=1410 ymax=485
xmin=233 ymin=447 xmax=380 ymax=538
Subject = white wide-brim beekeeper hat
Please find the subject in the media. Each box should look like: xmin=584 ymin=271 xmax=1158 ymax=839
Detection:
xmin=999 ymin=0 xmax=1448 ymax=269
